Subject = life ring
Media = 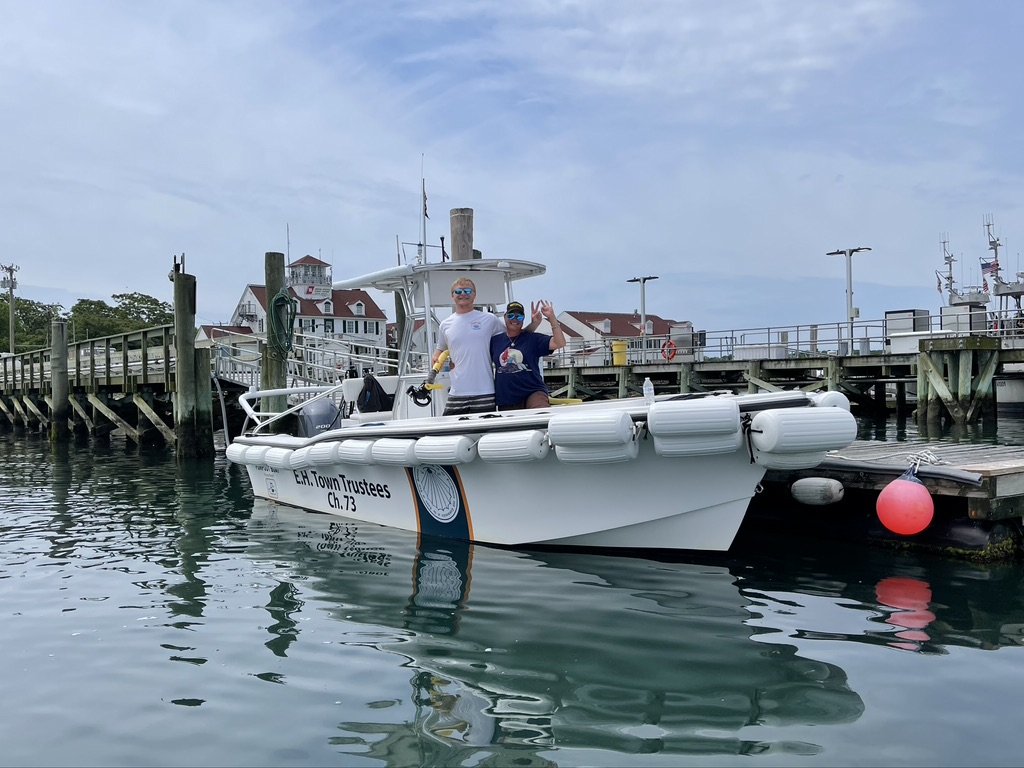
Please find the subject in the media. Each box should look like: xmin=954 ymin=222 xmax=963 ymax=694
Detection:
xmin=661 ymin=340 xmax=677 ymax=360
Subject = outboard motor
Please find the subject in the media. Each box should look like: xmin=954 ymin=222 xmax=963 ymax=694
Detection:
xmin=297 ymin=397 xmax=342 ymax=437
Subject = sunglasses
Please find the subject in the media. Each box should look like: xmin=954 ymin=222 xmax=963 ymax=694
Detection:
xmin=452 ymin=288 xmax=474 ymax=295
xmin=506 ymin=312 xmax=525 ymax=322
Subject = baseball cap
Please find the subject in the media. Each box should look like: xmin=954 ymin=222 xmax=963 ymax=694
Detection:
xmin=506 ymin=301 xmax=525 ymax=315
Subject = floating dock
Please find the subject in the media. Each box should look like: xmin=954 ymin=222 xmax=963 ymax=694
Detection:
xmin=756 ymin=439 xmax=1024 ymax=558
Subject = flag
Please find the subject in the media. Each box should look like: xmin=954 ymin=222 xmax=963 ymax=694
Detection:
xmin=984 ymin=279 xmax=990 ymax=292
xmin=936 ymin=276 xmax=942 ymax=294
xmin=982 ymin=259 xmax=999 ymax=276
xmin=422 ymin=179 xmax=429 ymax=220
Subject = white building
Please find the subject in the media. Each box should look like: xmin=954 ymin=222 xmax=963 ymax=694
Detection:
xmin=201 ymin=255 xmax=390 ymax=379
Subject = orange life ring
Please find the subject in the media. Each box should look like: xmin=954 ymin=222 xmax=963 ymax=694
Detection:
xmin=661 ymin=340 xmax=677 ymax=360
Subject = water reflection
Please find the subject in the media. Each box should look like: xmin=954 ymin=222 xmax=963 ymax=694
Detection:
xmin=245 ymin=503 xmax=865 ymax=760
xmin=732 ymin=530 xmax=1024 ymax=657
xmin=875 ymin=576 xmax=936 ymax=650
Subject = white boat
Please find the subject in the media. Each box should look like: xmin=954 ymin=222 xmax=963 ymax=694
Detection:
xmin=227 ymin=255 xmax=857 ymax=552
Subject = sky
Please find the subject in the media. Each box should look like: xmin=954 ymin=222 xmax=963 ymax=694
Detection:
xmin=3 ymin=0 xmax=1024 ymax=334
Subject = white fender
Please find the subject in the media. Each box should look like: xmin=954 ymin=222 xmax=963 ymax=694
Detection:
xmin=371 ymin=438 xmax=420 ymax=466
xmin=225 ymin=443 xmax=247 ymax=464
xmin=648 ymin=398 xmax=740 ymax=437
xmin=791 ymin=477 xmax=845 ymax=505
xmin=750 ymin=408 xmax=856 ymax=454
xmin=336 ymin=439 xmax=376 ymax=465
xmin=548 ymin=410 xmax=634 ymax=446
xmin=307 ymin=442 xmax=340 ymax=466
xmin=809 ymin=391 xmax=851 ymax=411
xmin=415 ymin=435 xmax=478 ymax=464
xmin=262 ymin=446 xmax=295 ymax=470
xmin=478 ymin=430 xmax=550 ymax=462
xmin=555 ymin=440 xmax=640 ymax=464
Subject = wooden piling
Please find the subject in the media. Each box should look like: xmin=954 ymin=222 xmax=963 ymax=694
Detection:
xmin=173 ymin=270 xmax=213 ymax=457
xmin=450 ymin=208 xmax=474 ymax=262
xmin=261 ymin=252 xmax=288 ymax=425
xmin=50 ymin=319 xmax=69 ymax=444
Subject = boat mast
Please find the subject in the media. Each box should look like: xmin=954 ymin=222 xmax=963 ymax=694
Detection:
xmin=939 ymin=234 xmax=957 ymax=306
xmin=985 ymin=214 xmax=1001 ymax=283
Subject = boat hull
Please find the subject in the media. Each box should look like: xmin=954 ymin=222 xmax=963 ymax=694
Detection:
xmin=239 ymin=437 xmax=765 ymax=552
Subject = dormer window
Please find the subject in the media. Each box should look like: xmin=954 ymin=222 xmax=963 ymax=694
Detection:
xmin=354 ymin=301 xmax=365 ymax=317
xmin=323 ymin=300 xmax=332 ymax=314
xmin=602 ymin=319 xmax=612 ymax=333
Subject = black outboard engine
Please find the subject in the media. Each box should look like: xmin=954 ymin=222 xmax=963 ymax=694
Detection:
xmin=297 ymin=398 xmax=342 ymax=437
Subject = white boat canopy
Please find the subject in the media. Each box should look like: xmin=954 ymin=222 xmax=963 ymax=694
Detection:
xmin=333 ymin=259 xmax=546 ymax=309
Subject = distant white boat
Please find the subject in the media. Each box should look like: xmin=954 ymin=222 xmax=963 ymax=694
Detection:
xmin=227 ymin=254 xmax=857 ymax=552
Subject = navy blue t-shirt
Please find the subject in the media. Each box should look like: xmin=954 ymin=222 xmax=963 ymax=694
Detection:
xmin=489 ymin=332 xmax=552 ymax=407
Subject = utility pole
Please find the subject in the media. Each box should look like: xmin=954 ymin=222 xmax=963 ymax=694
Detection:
xmin=826 ymin=248 xmax=871 ymax=353
xmin=0 ymin=263 xmax=18 ymax=354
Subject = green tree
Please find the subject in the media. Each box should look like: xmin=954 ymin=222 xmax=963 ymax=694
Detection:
xmin=2 ymin=292 xmax=173 ymax=351
xmin=68 ymin=292 xmax=173 ymax=342
xmin=69 ymin=299 xmax=128 ymax=340
xmin=110 ymin=292 xmax=174 ymax=326
xmin=0 ymin=297 xmax=65 ymax=353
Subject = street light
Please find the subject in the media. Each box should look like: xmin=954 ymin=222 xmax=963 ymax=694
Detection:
xmin=627 ymin=276 xmax=659 ymax=334
xmin=627 ymin=275 xmax=658 ymax=361
xmin=826 ymin=247 xmax=871 ymax=353
xmin=0 ymin=263 xmax=17 ymax=355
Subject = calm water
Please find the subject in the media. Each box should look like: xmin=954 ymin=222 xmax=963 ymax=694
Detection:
xmin=3 ymin=426 xmax=1024 ymax=767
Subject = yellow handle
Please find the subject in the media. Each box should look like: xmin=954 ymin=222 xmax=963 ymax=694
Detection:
xmin=424 ymin=350 xmax=451 ymax=388
xmin=432 ymin=350 xmax=450 ymax=373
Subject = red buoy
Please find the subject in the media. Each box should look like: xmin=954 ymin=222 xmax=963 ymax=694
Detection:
xmin=876 ymin=472 xmax=934 ymax=536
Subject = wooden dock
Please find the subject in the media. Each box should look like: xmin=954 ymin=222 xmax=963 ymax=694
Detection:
xmin=753 ymin=438 xmax=1024 ymax=558
xmin=764 ymin=440 xmax=1023 ymax=521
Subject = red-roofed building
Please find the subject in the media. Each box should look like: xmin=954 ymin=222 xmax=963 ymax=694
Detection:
xmin=222 ymin=255 xmax=389 ymax=375
xmin=550 ymin=310 xmax=697 ymax=366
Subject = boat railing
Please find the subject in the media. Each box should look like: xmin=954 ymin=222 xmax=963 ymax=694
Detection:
xmin=209 ymin=329 xmax=432 ymax=389
xmin=238 ymin=384 xmax=347 ymax=435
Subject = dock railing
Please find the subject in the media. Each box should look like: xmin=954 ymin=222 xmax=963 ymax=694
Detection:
xmin=0 ymin=325 xmax=175 ymax=392
xmin=547 ymin=307 xmax=1013 ymax=368
xmin=5 ymin=306 xmax=1019 ymax=393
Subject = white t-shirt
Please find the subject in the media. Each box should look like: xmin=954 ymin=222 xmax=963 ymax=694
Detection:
xmin=436 ymin=310 xmax=506 ymax=397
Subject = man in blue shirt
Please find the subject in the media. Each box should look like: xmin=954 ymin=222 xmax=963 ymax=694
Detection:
xmin=490 ymin=300 xmax=567 ymax=410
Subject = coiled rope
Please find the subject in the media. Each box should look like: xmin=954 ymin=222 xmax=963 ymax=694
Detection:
xmin=268 ymin=288 xmax=297 ymax=360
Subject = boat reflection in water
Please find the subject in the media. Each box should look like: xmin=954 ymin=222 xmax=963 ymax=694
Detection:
xmin=246 ymin=501 xmax=865 ymax=760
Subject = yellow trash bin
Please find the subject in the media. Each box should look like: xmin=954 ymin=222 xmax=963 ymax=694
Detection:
xmin=612 ymin=340 xmax=628 ymax=367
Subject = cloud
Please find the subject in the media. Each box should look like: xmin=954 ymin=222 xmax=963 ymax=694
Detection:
xmin=1 ymin=0 xmax=1022 ymax=336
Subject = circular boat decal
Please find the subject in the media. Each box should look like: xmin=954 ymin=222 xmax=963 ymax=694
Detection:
xmin=412 ymin=465 xmax=460 ymax=523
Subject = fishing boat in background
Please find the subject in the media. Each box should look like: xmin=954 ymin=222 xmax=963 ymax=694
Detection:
xmin=226 ymin=241 xmax=857 ymax=553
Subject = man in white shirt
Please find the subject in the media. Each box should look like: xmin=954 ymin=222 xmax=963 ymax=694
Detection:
xmin=432 ymin=278 xmax=506 ymax=415
xmin=433 ymin=277 xmax=538 ymax=416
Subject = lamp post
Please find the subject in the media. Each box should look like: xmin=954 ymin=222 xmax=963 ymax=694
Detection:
xmin=826 ymin=248 xmax=871 ymax=353
xmin=627 ymin=275 xmax=658 ymax=361
xmin=0 ymin=263 xmax=17 ymax=355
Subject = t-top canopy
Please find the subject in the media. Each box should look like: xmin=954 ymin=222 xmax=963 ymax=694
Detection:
xmin=333 ymin=259 xmax=546 ymax=309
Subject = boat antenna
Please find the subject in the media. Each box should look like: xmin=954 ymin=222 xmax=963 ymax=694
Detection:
xmin=419 ymin=156 xmax=429 ymax=265
xmin=286 ymin=223 xmax=290 ymax=261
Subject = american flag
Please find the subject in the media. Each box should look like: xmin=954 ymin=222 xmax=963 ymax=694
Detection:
xmin=982 ymin=259 xmax=999 ymax=276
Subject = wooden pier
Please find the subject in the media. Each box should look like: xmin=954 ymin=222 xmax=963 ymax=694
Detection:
xmin=545 ymin=335 xmax=1024 ymax=424
xmin=751 ymin=438 xmax=1024 ymax=558
xmin=0 ymin=269 xmax=215 ymax=456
